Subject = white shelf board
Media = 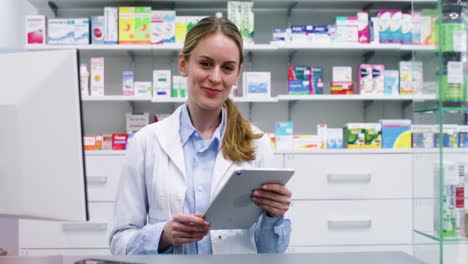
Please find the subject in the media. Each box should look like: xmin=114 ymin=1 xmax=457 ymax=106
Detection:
xmin=85 ymin=150 xmax=126 ymax=156
xmin=152 ymin=97 xmax=187 ymax=103
xmin=274 ymin=43 xmax=436 ymax=51
xmin=276 ymin=94 xmax=436 ymax=101
xmin=82 ymin=96 xmax=151 ymax=102
xmin=276 ymin=148 xmax=413 ymax=154
xmin=232 ymin=97 xmax=279 ymax=103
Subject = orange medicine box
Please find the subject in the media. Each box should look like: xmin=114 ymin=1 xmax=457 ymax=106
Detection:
xmin=119 ymin=7 xmax=136 ymax=44
xmin=84 ymin=136 xmax=102 ymax=150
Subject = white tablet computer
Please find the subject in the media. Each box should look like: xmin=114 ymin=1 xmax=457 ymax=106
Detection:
xmin=203 ymin=168 xmax=294 ymax=230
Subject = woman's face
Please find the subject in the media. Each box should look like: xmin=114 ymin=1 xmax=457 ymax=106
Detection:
xmin=179 ymin=32 xmax=241 ymax=112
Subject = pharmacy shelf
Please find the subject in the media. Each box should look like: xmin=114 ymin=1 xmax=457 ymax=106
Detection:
xmin=151 ymin=97 xmax=279 ymax=103
xmin=82 ymin=96 xmax=152 ymax=101
xmin=25 ymin=43 xmax=436 ymax=53
xmin=275 ymin=149 xmax=413 ymax=154
xmin=274 ymin=43 xmax=436 ymax=52
xmin=277 ymin=94 xmax=436 ymax=101
xmin=152 ymin=97 xmax=187 ymax=103
xmin=85 ymin=150 xmax=126 ymax=155
xmin=412 ymin=148 xmax=468 ymax=154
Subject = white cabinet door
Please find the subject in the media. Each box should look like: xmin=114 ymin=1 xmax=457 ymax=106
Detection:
xmin=285 ymin=153 xmax=412 ymax=199
xmin=286 ymin=200 xmax=412 ymax=246
xmin=19 ymin=202 xmax=114 ymax=249
xmin=273 ymin=153 xmax=284 ymax=168
xmin=85 ymin=155 xmax=125 ymax=202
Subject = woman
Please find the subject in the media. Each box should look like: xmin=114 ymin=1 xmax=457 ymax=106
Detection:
xmin=110 ymin=16 xmax=292 ymax=255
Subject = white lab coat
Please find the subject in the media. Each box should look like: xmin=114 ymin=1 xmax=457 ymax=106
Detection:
xmin=110 ymin=105 xmax=274 ymax=255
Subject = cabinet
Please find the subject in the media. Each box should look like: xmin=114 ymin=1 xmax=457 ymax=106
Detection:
xmin=411 ymin=1 xmax=468 ymax=264
xmin=21 ymin=0 xmax=457 ymax=260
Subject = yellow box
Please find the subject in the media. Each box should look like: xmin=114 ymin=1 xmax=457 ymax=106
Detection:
xmin=119 ymin=7 xmax=135 ymax=44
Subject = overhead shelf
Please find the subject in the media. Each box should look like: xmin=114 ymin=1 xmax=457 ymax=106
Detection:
xmin=277 ymin=94 xmax=436 ymax=101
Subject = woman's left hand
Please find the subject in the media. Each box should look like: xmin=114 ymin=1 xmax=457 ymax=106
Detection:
xmin=252 ymin=183 xmax=292 ymax=218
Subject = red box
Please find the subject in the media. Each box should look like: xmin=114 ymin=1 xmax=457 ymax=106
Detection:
xmin=331 ymin=81 xmax=354 ymax=95
xmin=112 ymin=134 xmax=128 ymax=150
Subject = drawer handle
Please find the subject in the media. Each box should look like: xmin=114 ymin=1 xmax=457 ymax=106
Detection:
xmin=327 ymin=219 xmax=372 ymax=229
xmin=327 ymin=173 xmax=371 ymax=183
xmin=86 ymin=176 xmax=108 ymax=185
xmin=62 ymin=222 xmax=107 ymax=232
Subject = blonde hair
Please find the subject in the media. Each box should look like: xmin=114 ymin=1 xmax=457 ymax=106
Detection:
xmin=182 ymin=17 xmax=262 ymax=163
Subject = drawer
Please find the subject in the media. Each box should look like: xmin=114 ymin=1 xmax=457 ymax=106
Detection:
xmin=19 ymin=202 xmax=114 ymax=249
xmin=85 ymin=155 xmax=125 ymax=202
xmin=286 ymin=200 xmax=412 ymax=246
xmin=286 ymin=245 xmax=413 ymax=255
xmin=20 ymin=248 xmax=111 ymax=256
xmin=284 ymin=153 xmax=412 ymax=199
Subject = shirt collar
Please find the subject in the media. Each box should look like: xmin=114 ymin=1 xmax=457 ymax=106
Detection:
xmin=179 ymin=104 xmax=226 ymax=148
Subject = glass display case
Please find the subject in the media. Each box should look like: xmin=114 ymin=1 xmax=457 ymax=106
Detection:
xmin=412 ymin=0 xmax=468 ymax=263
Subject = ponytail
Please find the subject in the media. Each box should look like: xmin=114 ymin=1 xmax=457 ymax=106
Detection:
xmin=222 ymin=98 xmax=263 ymax=163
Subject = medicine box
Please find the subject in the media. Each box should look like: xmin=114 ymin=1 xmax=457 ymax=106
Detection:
xmin=26 ymin=15 xmax=47 ymax=45
xmin=153 ymin=70 xmax=171 ymax=98
xmin=380 ymin=119 xmax=412 ymax=148
xmin=276 ymin=122 xmax=294 ymax=150
xmin=104 ymin=7 xmax=118 ymax=44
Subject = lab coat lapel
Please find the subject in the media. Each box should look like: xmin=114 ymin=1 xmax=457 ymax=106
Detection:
xmin=154 ymin=106 xmax=186 ymax=180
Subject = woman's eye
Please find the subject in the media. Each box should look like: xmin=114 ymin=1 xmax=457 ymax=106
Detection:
xmin=224 ymin=65 xmax=234 ymax=72
xmin=200 ymin=62 xmax=211 ymax=68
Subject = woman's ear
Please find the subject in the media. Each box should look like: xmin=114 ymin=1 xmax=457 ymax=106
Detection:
xmin=178 ymin=53 xmax=188 ymax=77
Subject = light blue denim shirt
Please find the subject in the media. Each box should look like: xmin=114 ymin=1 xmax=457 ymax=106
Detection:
xmin=125 ymin=104 xmax=291 ymax=254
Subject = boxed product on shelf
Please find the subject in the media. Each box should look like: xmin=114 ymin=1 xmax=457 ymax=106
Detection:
xmin=175 ymin=16 xmax=206 ymax=44
xmin=335 ymin=16 xmax=358 ymax=43
xmin=243 ymin=72 xmax=271 ymax=97
xmin=346 ymin=123 xmax=365 ymax=148
xmin=311 ymin=67 xmax=324 ymax=94
xmin=172 ymin=75 xmax=187 ymax=98
xmin=412 ymin=125 xmax=435 ymax=148
xmin=390 ymin=11 xmax=402 ymax=44
xmin=271 ymin=28 xmax=289 ymax=44
xmin=358 ymin=64 xmax=373 ymax=94
xmin=310 ymin=25 xmax=334 ymax=44
xmin=412 ymin=12 xmax=422 ymax=44
xmin=331 ymin=81 xmax=354 ymax=95
xmin=275 ymin=122 xmax=293 ymax=150
xmin=119 ymin=7 xmax=136 ymax=44
xmin=80 ymin=64 xmax=89 ymax=96
xmin=126 ymin=112 xmax=150 ymax=134
xmin=153 ymin=70 xmax=171 ymax=98
xmin=84 ymin=135 xmax=103 ymax=151
xmin=122 ymin=71 xmax=134 ymax=96
xmin=25 ymin=15 xmax=47 ymax=45
xmin=290 ymin=25 xmax=308 ymax=44
xmin=104 ymin=7 xmax=118 ymax=44
xmin=151 ymin=10 xmax=176 ymax=44
xmin=380 ymin=119 xmax=412 ymax=149
xmin=135 ymin=7 xmax=152 ymax=44
xmin=399 ymin=61 xmax=423 ymax=95
xmin=378 ymin=10 xmax=402 ymax=44
xmin=317 ymin=124 xmax=327 ymax=149
xmin=327 ymin=128 xmax=343 ymax=149
xmin=363 ymin=123 xmax=382 ymax=148
xmin=228 ymin=1 xmax=254 ymax=45
xmin=47 ymin=18 xmax=74 ymax=44
xmin=293 ymin=135 xmax=322 ymax=149
xmin=401 ymin=13 xmax=413 ymax=44
xmin=134 ymin=81 xmax=152 ymax=97
xmin=458 ymin=125 xmax=468 ymax=148
xmin=384 ymin=70 xmax=399 ymax=95
xmin=288 ymin=66 xmax=311 ymax=95
xmin=102 ymin=134 xmax=113 ymax=150
xmin=90 ymin=57 xmax=104 ymax=96
xmin=372 ymin=64 xmax=385 ymax=94
xmin=370 ymin=17 xmax=379 ymax=44
xmin=74 ymin=18 xmax=90 ymax=44
xmin=91 ymin=16 xmax=104 ymax=44
xmin=112 ymin=134 xmax=128 ymax=150
xmin=357 ymin=12 xmax=369 ymax=44
xmin=420 ymin=13 xmax=436 ymax=45
xmin=333 ymin=66 xmax=352 ymax=82
xmin=434 ymin=161 xmax=460 ymax=237
xmin=434 ymin=124 xmax=458 ymax=148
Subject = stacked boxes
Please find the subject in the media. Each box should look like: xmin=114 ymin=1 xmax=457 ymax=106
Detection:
xmin=346 ymin=123 xmax=382 ymax=148
xmin=135 ymin=7 xmax=152 ymax=44
xmin=151 ymin=10 xmax=176 ymax=44
xmin=243 ymin=72 xmax=271 ymax=97
xmin=288 ymin=66 xmax=311 ymax=95
xmin=228 ymin=1 xmax=254 ymax=44
xmin=380 ymin=120 xmax=412 ymax=148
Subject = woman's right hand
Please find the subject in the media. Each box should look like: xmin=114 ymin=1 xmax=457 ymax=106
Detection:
xmin=159 ymin=214 xmax=210 ymax=252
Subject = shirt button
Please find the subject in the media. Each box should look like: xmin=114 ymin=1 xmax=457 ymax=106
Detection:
xmin=197 ymin=185 xmax=203 ymax=191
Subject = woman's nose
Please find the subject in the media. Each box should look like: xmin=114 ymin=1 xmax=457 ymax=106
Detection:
xmin=208 ymin=68 xmax=221 ymax=84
